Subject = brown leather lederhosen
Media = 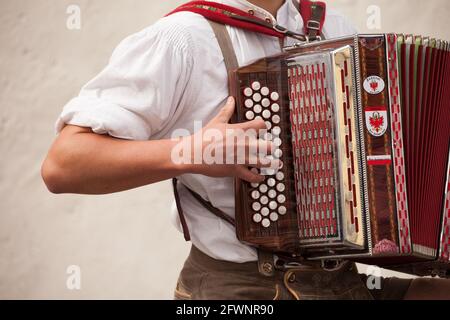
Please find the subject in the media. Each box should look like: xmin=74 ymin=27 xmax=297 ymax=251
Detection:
xmin=172 ymin=2 xmax=327 ymax=277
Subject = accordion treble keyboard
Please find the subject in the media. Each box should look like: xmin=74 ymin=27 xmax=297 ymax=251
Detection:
xmin=234 ymin=70 xmax=300 ymax=253
xmin=242 ymin=79 xmax=288 ymax=229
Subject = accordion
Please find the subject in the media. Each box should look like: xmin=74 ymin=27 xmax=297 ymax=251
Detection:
xmin=230 ymin=34 xmax=450 ymax=277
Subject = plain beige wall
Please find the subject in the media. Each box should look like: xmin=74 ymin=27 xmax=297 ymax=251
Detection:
xmin=1 ymin=0 xmax=449 ymax=300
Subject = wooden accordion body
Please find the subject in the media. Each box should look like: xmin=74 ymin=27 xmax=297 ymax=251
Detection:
xmin=231 ymin=34 xmax=450 ymax=277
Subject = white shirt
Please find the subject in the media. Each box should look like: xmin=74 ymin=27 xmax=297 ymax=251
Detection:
xmin=56 ymin=0 xmax=357 ymax=263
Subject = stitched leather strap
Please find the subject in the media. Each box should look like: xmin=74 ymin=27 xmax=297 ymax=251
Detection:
xmin=172 ymin=20 xmax=238 ymax=241
xmin=208 ymin=21 xmax=239 ymax=73
xmin=172 ymin=179 xmax=192 ymax=241
xmin=185 ymin=184 xmax=236 ymax=227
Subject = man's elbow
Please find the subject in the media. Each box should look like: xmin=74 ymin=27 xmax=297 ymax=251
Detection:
xmin=41 ymin=158 xmax=68 ymax=194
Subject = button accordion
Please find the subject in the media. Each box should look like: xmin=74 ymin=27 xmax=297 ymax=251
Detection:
xmin=230 ymin=34 xmax=450 ymax=277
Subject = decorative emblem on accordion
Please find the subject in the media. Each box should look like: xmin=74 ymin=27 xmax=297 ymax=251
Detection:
xmin=363 ymin=76 xmax=385 ymax=95
xmin=231 ymin=34 xmax=450 ymax=277
xmin=365 ymin=106 xmax=388 ymax=137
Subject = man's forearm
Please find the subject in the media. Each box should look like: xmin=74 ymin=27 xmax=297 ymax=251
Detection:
xmin=42 ymin=125 xmax=187 ymax=194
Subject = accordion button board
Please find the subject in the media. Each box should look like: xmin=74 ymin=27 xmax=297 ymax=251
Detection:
xmin=241 ymin=82 xmax=290 ymax=231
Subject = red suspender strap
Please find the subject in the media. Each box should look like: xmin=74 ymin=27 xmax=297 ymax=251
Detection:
xmin=299 ymin=0 xmax=326 ymax=39
xmin=167 ymin=1 xmax=314 ymax=42
xmin=167 ymin=1 xmax=283 ymax=38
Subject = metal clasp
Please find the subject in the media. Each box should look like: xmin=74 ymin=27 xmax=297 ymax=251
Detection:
xmin=273 ymin=24 xmax=288 ymax=34
xmin=306 ymin=20 xmax=321 ymax=31
xmin=321 ymin=259 xmax=345 ymax=271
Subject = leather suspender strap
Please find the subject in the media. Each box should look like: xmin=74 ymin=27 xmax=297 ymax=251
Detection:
xmin=172 ymin=20 xmax=238 ymax=241
xmin=172 ymin=20 xmax=279 ymax=277
xmin=208 ymin=21 xmax=239 ymax=73
xmin=172 ymin=179 xmax=191 ymax=241
xmin=185 ymin=182 xmax=236 ymax=227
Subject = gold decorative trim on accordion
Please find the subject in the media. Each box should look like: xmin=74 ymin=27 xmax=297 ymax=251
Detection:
xmin=231 ymin=34 xmax=450 ymax=277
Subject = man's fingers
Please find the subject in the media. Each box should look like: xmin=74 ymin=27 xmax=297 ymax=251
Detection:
xmin=213 ymin=97 xmax=236 ymax=123
xmin=234 ymin=118 xmax=267 ymax=132
xmin=235 ymin=166 xmax=265 ymax=184
xmin=248 ymin=139 xmax=274 ymax=155
xmin=248 ymin=157 xmax=282 ymax=169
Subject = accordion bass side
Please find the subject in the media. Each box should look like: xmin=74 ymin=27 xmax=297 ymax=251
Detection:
xmin=230 ymin=34 xmax=450 ymax=277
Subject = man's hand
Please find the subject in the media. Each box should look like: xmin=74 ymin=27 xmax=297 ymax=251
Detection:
xmin=182 ymin=97 xmax=280 ymax=184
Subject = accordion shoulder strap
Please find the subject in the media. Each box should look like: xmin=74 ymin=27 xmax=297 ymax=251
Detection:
xmin=172 ymin=20 xmax=238 ymax=242
xmin=299 ymin=0 xmax=326 ymax=40
xmin=167 ymin=1 xmax=323 ymax=42
xmin=208 ymin=20 xmax=239 ymax=72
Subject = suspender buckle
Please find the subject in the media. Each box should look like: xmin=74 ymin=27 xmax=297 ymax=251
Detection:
xmin=273 ymin=24 xmax=288 ymax=34
xmin=306 ymin=20 xmax=321 ymax=31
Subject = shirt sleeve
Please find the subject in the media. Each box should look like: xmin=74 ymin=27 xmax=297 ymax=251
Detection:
xmin=56 ymin=21 xmax=195 ymax=141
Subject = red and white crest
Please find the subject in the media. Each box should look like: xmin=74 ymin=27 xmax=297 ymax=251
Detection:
xmin=363 ymin=76 xmax=385 ymax=95
xmin=365 ymin=106 xmax=388 ymax=137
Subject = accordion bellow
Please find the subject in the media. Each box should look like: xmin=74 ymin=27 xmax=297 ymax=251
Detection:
xmin=230 ymin=34 xmax=450 ymax=277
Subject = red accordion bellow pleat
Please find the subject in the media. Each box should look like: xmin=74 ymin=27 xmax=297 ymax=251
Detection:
xmin=400 ymin=42 xmax=450 ymax=252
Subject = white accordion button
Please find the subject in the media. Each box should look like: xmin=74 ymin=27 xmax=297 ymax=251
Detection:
xmin=272 ymin=115 xmax=281 ymax=124
xmin=265 ymin=121 xmax=272 ymax=130
xmin=245 ymin=99 xmax=254 ymax=108
xmin=252 ymin=202 xmax=261 ymax=211
xmin=260 ymin=196 xmax=269 ymax=205
xmin=271 ymin=103 xmax=280 ymax=113
xmin=253 ymin=93 xmax=262 ymax=103
xmin=261 ymin=87 xmax=270 ymax=96
xmin=270 ymin=212 xmax=279 ymax=222
xmin=269 ymin=201 xmax=278 ymax=210
xmin=271 ymin=92 xmax=280 ymax=101
xmin=267 ymin=178 xmax=276 ymax=187
xmin=277 ymin=194 xmax=286 ymax=204
xmin=273 ymin=138 xmax=282 ymax=147
xmin=253 ymin=213 xmax=263 ymax=223
xmin=261 ymin=218 xmax=271 ymax=228
xmin=251 ymin=182 xmax=259 ymax=188
xmin=274 ymin=149 xmax=283 ymax=158
xmin=244 ymin=87 xmax=253 ymax=97
xmin=261 ymin=207 xmax=270 ymax=217
xmin=268 ymin=189 xmax=277 ymax=199
xmin=259 ymin=184 xmax=268 ymax=193
xmin=277 ymin=183 xmax=286 ymax=192
xmin=272 ymin=126 xmax=281 ymax=136
xmin=252 ymin=81 xmax=261 ymax=91
xmin=253 ymin=104 xmax=262 ymax=114
xmin=251 ymin=190 xmax=260 ymax=200
xmin=278 ymin=206 xmax=287 ymax=215
xmin=276 ymin=171 xmax=284 ymax=181
xmin=262 ymin=110 xmax=271 ymax=119
xmin=262 ymin=98 xmax=271 ymax=108
xmin=246 ymin=111 xmax=255 ymax=120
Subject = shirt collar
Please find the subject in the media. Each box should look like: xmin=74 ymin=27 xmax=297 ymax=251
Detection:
xmin=216 ymin=0 xmax=301 ymax=27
